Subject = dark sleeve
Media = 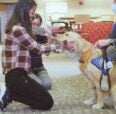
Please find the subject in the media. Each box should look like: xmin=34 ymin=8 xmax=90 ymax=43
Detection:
xmin=105 ymin=23 xmax=116 ymax=39
xmin=35 ymin=35 xmax=48 ymax=44
xmin=114 ymin=39 xmax=116 ymax=46
xmin=111 ymin=39 xmax=116 ymax=46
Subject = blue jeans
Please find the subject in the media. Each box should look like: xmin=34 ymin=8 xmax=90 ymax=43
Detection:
xmin=29 ymin=68 xmax=52 ymax=90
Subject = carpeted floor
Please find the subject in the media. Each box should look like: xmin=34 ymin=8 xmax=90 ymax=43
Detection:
xmin=0 ymin=52 xmax=115 ymax=113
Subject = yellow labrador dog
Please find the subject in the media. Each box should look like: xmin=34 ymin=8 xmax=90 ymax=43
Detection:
xmin=60 ymin=31 xmax=116 ymax=109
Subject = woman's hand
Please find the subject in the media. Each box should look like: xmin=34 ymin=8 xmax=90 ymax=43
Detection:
xmin=54 ymin=40 xmax=75 ymax=52
xmin=45 ymin=52 xmax=50 ymax=56
xmin=63 ymin=40 xmax=75 ymax=52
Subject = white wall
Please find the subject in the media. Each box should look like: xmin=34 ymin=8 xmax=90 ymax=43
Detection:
xmin=0 ymin=4 xmax=15 ymax=41
xmin=35 ymin=0 xmax=113 ymax=21
xmin=68 ymin=0 xmax=112 ymax=16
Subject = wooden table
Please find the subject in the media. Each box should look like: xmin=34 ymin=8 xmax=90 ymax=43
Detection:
xmin=59 ymin=17 xmax=74 ymax=20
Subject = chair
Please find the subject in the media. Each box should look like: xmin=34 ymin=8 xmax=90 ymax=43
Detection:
xmin=51 ymin=21 xmax=69 ymax=34
xmin=72 ymin=14 xmax=91 ymax=33
xmin=100 ymin=14 xmax=116 ymax=22
xmin=74 ymin=14 xmax=90 ymax=23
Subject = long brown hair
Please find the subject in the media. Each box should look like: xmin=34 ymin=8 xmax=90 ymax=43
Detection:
xmin=5 ymin=0 xmax=37 ymax=37
xmin=35 ymin=13 xmax=43 ymax=25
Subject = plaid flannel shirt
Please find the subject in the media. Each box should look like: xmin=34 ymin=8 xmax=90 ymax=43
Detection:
xmin=2 ymin=25 xmax=60 ymax=74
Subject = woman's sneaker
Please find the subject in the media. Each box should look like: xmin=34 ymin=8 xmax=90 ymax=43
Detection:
xmin=0 ymin=85 xmax=10 ymax=111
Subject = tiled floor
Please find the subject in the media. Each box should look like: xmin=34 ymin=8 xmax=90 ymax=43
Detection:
xmin=0 ymin=45 xmax=115 ymax=113
xmin=43 ymin=53 xmax=81 ymax=78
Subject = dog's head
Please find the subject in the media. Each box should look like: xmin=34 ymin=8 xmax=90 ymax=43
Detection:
xmin=59 ymin=31 xmax=88 ymax=61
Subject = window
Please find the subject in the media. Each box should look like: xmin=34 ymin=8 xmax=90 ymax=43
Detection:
xmin=46 ymin=2 xmax=67 ymax=26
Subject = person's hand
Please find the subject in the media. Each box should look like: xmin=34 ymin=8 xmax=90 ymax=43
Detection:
xmin=45 ymin=52 xmax=50 ymax=56
xmin=63 ymin=40 xmax=75 ymax=52
xmin=53 ymin=40 xmax=75 ymax=52
xmin=95 ymin=39 xmax=111 ymax=48
xmin=112 ymin=0 xmax=116 ymax=3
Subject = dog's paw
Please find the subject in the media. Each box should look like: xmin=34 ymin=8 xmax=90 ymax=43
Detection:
xmin=83 ymin=99 xmax=96 ymax=106
xmin=92 ymin=103 xmax=104 ymax=109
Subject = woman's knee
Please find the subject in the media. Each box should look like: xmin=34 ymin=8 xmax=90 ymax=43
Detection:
xmin=38 ymin=73 xmax=52 ymax=90
xmin=31 ymin=94 xmax=54 ymax=110
xmin=41 ymin=78 xmax=52 ymax=90
xmin=43 ymin=95 xmax=54 ymax=110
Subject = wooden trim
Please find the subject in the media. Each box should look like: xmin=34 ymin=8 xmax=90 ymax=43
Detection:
xmin=0 ymin=4 xmax=7 ymax=10
xmin=0 ymin=0 xmax=17 ymax=3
